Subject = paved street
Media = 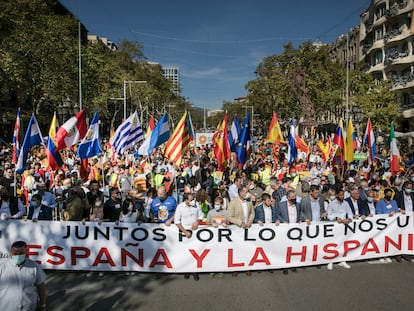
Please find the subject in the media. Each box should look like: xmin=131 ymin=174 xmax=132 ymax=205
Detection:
xmin=45 ymin=259 xmax=414 ymax=311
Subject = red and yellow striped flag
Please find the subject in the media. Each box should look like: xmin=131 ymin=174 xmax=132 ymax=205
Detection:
xmin=213 ymin=113 xmax=231 ymax=171
xmin=164 ymin=111 xmax=194 ymax=165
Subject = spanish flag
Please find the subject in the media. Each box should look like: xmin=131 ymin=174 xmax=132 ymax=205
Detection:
xmin=266 ymin=111 xmax=285 ymax=144
xmin=317 ymin=136 xmax=332 ymax=163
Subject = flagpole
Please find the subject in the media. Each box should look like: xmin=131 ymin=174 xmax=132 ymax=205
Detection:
xmin=78 ymin=21 xmax=82 ymax=111
xmin=13 ymin=170 xmax=17 ymax=197
xmin=345 ymin=32 xmax=349 ymax=130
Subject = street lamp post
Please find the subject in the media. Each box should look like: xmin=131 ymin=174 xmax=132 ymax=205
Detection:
xmin=123 ymin=80 xmax=147 ymax=121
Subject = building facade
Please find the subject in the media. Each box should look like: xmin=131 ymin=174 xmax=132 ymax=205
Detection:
xmin=360 ymin=0 xmax=414 ymax=132
xmin=162 ymin=67 xmax=180 ymax=95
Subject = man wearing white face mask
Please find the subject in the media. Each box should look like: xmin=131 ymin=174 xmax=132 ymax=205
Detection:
xmin=206 ymin=196 xmax=228 ymax=227
xmin=394 ymin=181 xmax=414 ymax=214
xmin=0 ymin=240 xmax=47 ymax=311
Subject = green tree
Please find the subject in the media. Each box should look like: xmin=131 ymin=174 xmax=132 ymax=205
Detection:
xmin=246 ymin=42 xmax=344 ymax=129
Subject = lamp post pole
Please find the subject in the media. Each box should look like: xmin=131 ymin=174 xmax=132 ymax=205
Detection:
xmin=123 ymin=80 xmax=147 ymax=121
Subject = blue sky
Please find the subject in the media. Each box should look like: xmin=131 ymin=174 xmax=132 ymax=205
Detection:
xmin=60 ymin=0 xmax=371 ymax=109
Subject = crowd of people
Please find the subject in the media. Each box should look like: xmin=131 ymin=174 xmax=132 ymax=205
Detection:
xmin=1 ymin=138 xmax=414 ymax=284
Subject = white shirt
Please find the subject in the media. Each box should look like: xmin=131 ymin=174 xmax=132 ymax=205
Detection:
xmin=367 ymin=201 xmax=376 ymax=215
xmin=327 ymin=199 xmax=354 ymax=221
xmin=241 ymin=201 xmax=249 ymax=223
xmin=287 ymin=202 xmax=298 ymax=224
xmin=174 ymin=201 xmax=204 ymax=229
xmin=404 ymin=194 xmax=413 ymax=213
xmin=263 ymin=205 xmax=272 ymax=223
xmin=0 ymin=258 xmax=47 ymax=311
xmin=350 ymin=198 xmax=359 ymax=215
xmin=0 ymin=198 xmax=25 ymax=219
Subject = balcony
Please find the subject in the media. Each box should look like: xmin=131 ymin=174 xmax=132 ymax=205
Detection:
xmin=384 ymin=29 xmax=402 ymax=43
xmin=362 ymin=42 xmax=373 ymax=54
xmin=384 ymin=48 xmax=409 ymax=64
xmin=389 ymin=70 xmax=414 ymax=88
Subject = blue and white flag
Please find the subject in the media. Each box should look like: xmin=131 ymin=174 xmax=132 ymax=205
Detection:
xmin=77 ymin=112 xmax=103 ymax=159
xmin=138 ymin=113 xmax=170 ymax=156
xmin=110 ymin=111 xmax=144 ymax=154
xmin=228 ymin=115 xmax=241 ymax=152
xmin=287 ymin=118 xmax=297 ymax=166
xmin=16 ymin=114 xmax=44 ymax=174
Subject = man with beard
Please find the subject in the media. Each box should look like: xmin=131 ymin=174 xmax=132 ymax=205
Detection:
xmin=86 ymin=180 xmax=104 ymax=207
xmin=0 ymin=167 xmax=14 ymax=194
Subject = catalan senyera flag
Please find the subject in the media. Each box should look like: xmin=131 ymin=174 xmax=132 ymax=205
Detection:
xmin=345 ymin=117 xmax=357 ymax=163
xmin=164 ymin=111 xmax=194 ymax=165
xmin=266 ymin=111 xmax=285 ymax=144
xmin=213 ymin=113 xmax=231 ymax=171
xmin=45 ymin=112 xmax=63 ymax=170
xmin=317 ymin=136 xmax=332 ymax=164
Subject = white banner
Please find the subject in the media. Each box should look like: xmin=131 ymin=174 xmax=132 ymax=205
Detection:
xmin=0 ymin=214 xmax=413 ymax=273
xmin=195 ymin=132 xmax=214 ymax=147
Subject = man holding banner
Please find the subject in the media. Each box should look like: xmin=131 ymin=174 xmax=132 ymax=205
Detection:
xmin=326 ymin=189 xmax=353 ymax=270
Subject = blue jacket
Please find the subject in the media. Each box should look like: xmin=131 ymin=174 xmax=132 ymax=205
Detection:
xmin=375 ymin=199 xmax=399 ymax=215
xmin=345 ymin=197 xmax=369 ymax=216
xmin=253 ymin=203 xmax=278 ymax=223
xmin=28 ymin=204 xmax=53 ymax=220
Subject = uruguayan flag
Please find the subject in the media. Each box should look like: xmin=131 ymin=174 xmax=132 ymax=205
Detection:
xmin=110 ymin=111 xmax=144 ymax=154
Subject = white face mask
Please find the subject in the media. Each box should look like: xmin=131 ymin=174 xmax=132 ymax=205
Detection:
xmin=11 ymin=254 xmax=26 ymax=265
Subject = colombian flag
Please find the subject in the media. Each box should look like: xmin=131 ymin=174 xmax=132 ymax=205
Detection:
xmin=45 ymin=112 xmax=63 ymax=170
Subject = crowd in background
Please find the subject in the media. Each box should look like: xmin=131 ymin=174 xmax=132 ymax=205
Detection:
xmin=1 ymin=138 xmax=414 ymax=278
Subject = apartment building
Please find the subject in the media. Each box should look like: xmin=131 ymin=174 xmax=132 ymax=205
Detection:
xmin=360 ymin=0 xmax=414 ymax=132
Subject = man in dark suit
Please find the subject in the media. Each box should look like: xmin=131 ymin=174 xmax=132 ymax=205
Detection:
xmin=345 ymin=187 xmax=369 ymax=218
xmin=300 ymin=184 xmax=327 ymax=224
xmin=394 ymin=181 xmax=414 ymax=213
xmin=276 ymin=189 xmax=301 ymax=275
xmin=27 ymin=194 xmax=53 ymax=221
xmin=276 ymin=189 xmax=301 ymax=224
xmin=394 ymin=181 xmax=414 ymax=262
xmin=254 ymin=193 xmax=278 ymax=225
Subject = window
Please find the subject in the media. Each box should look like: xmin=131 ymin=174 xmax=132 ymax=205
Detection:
xmin=375 ymin=5 xmax=386 ymax=20
xmin=375 ymin=28 xmax=384 ymax=41
xmin=373 ymin=50 xmax=383 ymax=65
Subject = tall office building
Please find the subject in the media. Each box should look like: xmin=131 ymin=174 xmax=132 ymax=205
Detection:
xmin=162 ymin=67 xmax=180 ymax=95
